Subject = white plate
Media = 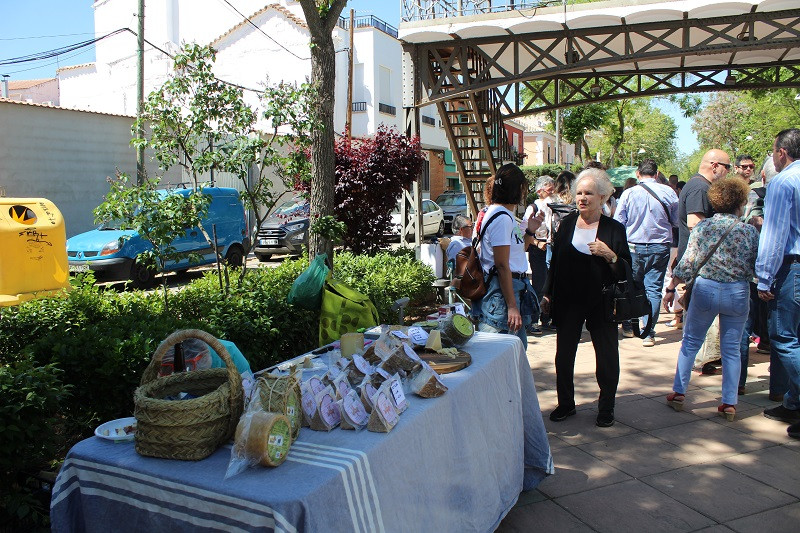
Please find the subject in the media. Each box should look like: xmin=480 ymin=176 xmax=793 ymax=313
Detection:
xmin=95 ymin=417 xmax=137 ymax=442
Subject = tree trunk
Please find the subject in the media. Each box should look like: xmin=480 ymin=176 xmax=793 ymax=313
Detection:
xmin=298 ymin=0 xmax=347 ymax=262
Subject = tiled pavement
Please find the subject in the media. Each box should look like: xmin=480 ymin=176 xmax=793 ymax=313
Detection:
xmin=499 ymin=315 xmax=800 ymax=533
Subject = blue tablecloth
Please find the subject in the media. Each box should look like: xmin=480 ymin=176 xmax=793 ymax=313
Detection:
xmin=51 ymin=333 xmax=553 ymax=533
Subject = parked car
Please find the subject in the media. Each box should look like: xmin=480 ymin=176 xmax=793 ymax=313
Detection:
xmin=67 ymin=187 xmax=247 ymax=288
xmin=389 ymin=199 xmax=445 ymax=239
xmin=435 ymin=191 xmax=469 ymax=233
xmin=253 ymin=195 xmax=310 ymax=261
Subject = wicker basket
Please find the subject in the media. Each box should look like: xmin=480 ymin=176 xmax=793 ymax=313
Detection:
xmin=134 ymin=329 xmax=244 ymax=461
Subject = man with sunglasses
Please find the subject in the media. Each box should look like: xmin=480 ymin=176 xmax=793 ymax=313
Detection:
xmin=673 ymin=150 xmax=731 ymax=350
xmin=735 ymin=154 xmax=757 ymax=183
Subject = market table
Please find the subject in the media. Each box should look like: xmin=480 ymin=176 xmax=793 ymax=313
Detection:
xmin=51 ymin=332 xmax=553 ymax=533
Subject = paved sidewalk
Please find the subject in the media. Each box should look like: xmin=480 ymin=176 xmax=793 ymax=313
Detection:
xmin=499 ymin=315 xmax=800 ymax=533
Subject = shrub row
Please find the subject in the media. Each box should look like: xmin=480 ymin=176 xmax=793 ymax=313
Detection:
xmin=0 ymin=251 xmax=434 ymax=527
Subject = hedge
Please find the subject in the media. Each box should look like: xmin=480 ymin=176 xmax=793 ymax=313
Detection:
xmin=0 ymin=251 xmax=434 ymax=527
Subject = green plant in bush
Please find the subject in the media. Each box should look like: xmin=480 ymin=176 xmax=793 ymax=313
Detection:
xmin=0 ymin=356 xmax=71 ymax=529
xmin=332 ymin=251 xmax=435 ymax=322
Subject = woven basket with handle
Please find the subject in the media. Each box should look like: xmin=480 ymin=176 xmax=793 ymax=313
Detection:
xmin=134 ymin=329 xmax=244 ymax=461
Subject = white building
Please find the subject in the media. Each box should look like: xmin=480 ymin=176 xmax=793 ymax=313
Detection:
xmin=57 ymin=1 xmax=450 ymax=172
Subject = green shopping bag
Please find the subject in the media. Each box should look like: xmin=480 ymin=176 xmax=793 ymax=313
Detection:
xmin=319 ymin=278 xmax=379 ymax=345
xmin=287 ymin=254 xmax=330 ymax=310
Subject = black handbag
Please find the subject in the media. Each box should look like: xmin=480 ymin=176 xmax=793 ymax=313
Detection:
xmin=602 ymin=258 xmax=653 ymax=339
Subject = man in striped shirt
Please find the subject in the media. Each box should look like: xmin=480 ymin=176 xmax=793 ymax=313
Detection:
xmin=757 ymin=128 xmax=800 ymax=439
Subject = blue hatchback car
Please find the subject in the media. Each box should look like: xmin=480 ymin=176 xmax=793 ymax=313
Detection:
xmin=67 ymin=187 xmax=247 ymax=288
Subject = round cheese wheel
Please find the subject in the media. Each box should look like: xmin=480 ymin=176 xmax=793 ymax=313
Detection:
xmin=241 ymin=411 xmax=291 ymax=467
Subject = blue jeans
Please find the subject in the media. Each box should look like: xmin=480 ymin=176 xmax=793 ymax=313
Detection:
xmin=768 ymin=261 xmax=800 ymax=410
xmin=478 ymin=274 xmax=539 ymax=349
xmin=631 ymin=243 xmax=671 ymax=336
xmin=672 ymin=277 xmax=749 ymax=405
xmin=739 ymin=284 xmax=790 ymax=393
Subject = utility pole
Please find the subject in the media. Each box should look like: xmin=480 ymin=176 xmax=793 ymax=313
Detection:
xmin=346 ymin=9 xmax=354 ymax=140
xmin=136 ymin=0 xmax=145 ymax=185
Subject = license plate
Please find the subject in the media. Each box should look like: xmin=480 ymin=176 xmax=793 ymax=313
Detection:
xmin=69 ymin=264 xmax=89 ymax=273
xmin=259 ymin=238 xmax=279 ymax=246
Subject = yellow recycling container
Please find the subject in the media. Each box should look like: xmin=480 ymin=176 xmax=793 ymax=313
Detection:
xmin=0 ymin=198 xmax=70 ymax=306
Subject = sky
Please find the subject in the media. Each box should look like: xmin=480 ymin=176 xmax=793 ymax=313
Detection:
xmin=0 ymin=0 xmax=697 ymax=154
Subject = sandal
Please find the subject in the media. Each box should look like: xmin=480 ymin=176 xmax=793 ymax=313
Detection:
xmin=666 ymin=392 xmax=685 ymax=412
xmin=718 ymin=404 xmax=736 ymax=422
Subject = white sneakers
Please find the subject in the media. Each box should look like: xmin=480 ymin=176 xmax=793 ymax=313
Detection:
xmin=642 ymin=337 xmax=655 ymax=347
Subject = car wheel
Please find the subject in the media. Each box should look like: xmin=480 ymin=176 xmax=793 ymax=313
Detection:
xmin=436 ymin=220 xmax=445 ymax=237
xmin=256 ymin=253 xmax=272 ymax=262
xmin=225 ymin=245 xmax=244 ymax=268
xmin=130 ymin=261 xmax=157 ymax=290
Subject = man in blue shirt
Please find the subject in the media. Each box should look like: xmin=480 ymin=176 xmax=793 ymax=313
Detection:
xmin=615 ymin=159 xmax=679 ymax=346
xmin=757 ymin=128 xmax=800 ymax=439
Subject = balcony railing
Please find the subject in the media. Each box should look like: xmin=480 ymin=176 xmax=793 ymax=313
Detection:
xmin=352 ymin=101 xmax=367 ymax=112
xmin=378 ymin=102 xmax=397 ymax=116
xmin=402 ymin=0 xmax=555 ymax=22
xmin=337 ymin=14 xmax=399 ymax=38
xmin=422 ymin=115 xmax=436 ymax=126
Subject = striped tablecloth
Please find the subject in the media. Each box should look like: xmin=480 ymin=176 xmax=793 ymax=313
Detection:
xmin=51 ymin=332 xmax=553 ymax=533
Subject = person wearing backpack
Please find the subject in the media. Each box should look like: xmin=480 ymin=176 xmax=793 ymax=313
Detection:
xmin=477 ymin=163 xmax=544 ymax=349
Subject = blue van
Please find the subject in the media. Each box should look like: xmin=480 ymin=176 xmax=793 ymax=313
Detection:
xmin=67 ymin=187 xmax=247 ymax=288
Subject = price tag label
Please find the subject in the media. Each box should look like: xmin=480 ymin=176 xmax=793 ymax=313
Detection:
xmin=407 ymin=326 xmax=429 ymax=345
xmin=352 ymin=353 xmax=371 ymax=374
xmin=403 ymin=343 xmax=421 ymax=362
xmin=453 ymin=303 xmax=466 ymax=316
xmin=308 ymin=376 xmax=325 ymax=396
xmin=301 ymin=387 xmax=316 ymax=417
xmin=390 ymin=379 xmax=407 ymax=409
xmin=390 ymin=330 xmax=409 ymax=340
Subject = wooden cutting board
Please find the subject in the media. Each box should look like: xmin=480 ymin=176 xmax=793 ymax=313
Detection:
xmin=418 ymin=350 xmax=471 ymax=374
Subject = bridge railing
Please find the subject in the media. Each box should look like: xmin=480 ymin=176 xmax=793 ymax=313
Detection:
xmin=402 ymin=0 xmax=557 ymax=22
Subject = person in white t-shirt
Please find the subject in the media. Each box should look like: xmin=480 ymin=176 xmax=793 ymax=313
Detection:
xmin=477 ymin=163 xmax=545 ymax=348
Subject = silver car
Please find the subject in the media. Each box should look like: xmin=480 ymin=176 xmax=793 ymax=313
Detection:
xmin=435 ymin=192 xmax=469 ymax=233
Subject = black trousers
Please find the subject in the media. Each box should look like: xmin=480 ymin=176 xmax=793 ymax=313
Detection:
xmin=554 ymin=303 xmax=620 ymax=413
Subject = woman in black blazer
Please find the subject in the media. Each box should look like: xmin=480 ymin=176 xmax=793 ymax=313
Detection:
xmin=540 ymin=168 xmax=632 ymax=427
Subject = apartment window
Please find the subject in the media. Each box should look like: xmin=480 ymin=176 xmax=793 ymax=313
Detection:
xmin=379 ymin=65 xmax=392 ymax=107
xmin=512 ymin=132 xmax=519 ymax=150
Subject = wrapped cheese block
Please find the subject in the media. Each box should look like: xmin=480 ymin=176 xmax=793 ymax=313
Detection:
xmin=359 ymin=380 xmax=378 ymax=413
xmin=348 ymin=352 xmax=372 ymax=383
xmin=233 ymin=411 xmax=292 ymax=467
xmin=332 ymin=372 xmax=352 ymax=400
xmin=340 ymin=332 xmax=364 ymax=358
xmin=367 ymin=382 xmax=400 ymax=433
xmin=309 ymin=385 xmax=341 ymax=431
xmin=386 ymin=374 xmax=409 ymax=414
xmin=340 ymin=389 xmax=369 ymax=430
xmin=257 ymin=372 xmax=302 ymax=441
xmin=379 ymin=343 xmax=420 ymax=375
xmin=300 ymin=382 xmax=316 ymax=427
xmin=410 ymin=361 xmax=448 ymax=398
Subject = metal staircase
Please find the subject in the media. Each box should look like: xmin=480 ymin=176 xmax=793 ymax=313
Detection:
xmin=428 ymin=46 xmax=520 ymax=217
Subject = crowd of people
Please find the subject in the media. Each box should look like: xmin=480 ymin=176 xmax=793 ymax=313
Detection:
xmin=456 ymin=128 xmax=800 ymax=438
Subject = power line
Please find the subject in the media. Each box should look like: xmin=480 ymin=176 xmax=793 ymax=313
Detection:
xmin=0 ymin=32 xmax=96 ymax=41
xmin=217 ymin=0 xmax=310 ymax=61
xmin=0 ymin=29 xmax=127 ymax=66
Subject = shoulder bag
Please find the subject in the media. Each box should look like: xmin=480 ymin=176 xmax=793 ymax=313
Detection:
xmin=639 ymin=183 xmax=673 ymax=226
xmin=678 ymin=220 xmax=738 ymax=310
xmin=454 ymin=210 xmax=512 ymax=301
xmin=602 ymin=258 xmax=654 ymax=339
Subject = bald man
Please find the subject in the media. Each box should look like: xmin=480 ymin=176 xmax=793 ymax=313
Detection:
xmin=677 ymin=149 xmax=732 ymax=262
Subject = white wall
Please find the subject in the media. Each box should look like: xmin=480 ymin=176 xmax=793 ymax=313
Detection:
xmin=0 ymin=101 xmax=181 ymax=237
